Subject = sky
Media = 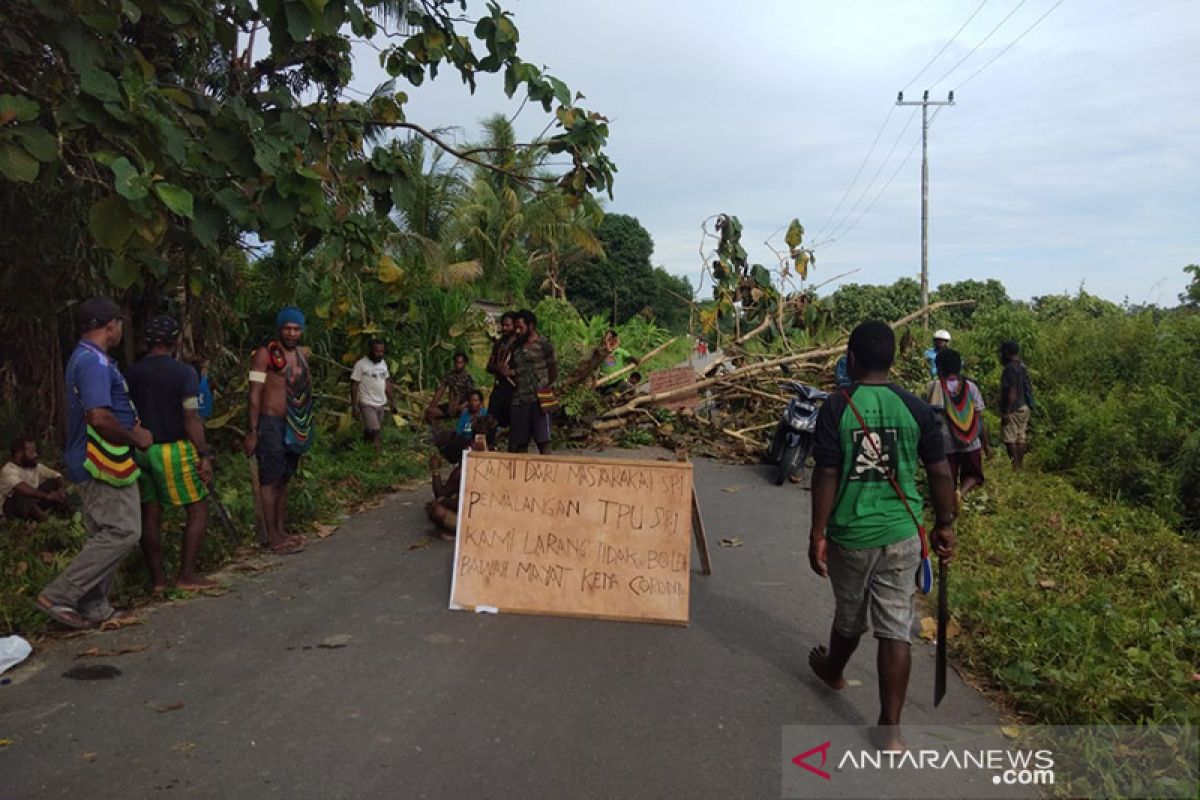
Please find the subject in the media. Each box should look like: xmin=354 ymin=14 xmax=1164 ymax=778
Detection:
xmin=346 ymin=0 xmax=1200 ymax=304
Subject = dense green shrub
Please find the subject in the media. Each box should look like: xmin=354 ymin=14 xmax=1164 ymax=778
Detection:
xmin=950 ymin=463 xmax=1199 ymax=726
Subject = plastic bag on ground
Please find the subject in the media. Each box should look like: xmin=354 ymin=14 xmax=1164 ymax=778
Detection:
xmin=0 ymin=635 xmax=32 ymax=676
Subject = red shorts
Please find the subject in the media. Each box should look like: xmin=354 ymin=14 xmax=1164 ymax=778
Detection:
xmin=946 ymin=449 xmax=985 ymax=487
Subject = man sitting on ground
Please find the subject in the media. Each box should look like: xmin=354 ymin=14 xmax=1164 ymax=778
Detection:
xmin=424 ymin=351 xmax=475 ymax=425
xmin=1 ymin=438 xmax=68 ymax=523
xmin=426 ymin=435 xmax=490 ymax=539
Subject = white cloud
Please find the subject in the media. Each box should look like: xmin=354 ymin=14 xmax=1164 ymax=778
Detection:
xmin=348 ymin=0 xmax=1200 ymax=304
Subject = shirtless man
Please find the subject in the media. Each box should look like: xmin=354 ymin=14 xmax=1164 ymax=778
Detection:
xmin=243 ymin=307 xmax=313 ymax=555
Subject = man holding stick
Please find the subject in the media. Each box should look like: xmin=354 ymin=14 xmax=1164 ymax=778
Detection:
xmin=807 ymin=320 xmax=956 ymax=750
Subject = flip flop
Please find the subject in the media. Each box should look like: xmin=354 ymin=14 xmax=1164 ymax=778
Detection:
xmin=34 ymin=596 xmax=92 ymax=630
xmin=270 ymin=539 xmax=305 ymax=555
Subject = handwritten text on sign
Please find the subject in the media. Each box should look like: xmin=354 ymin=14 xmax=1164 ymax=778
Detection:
xmin=449 ymin=451 xmax=693 ymax=625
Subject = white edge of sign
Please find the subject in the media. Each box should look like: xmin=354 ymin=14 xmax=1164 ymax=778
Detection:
xmin=447 ymin=447 xmax=470 ymax=611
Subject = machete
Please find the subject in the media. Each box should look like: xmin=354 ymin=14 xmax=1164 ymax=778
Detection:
xmin=935 ymin=556 xmax=948 ymax=706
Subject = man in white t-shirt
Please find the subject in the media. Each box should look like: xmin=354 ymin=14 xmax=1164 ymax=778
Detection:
xmin=350 ymin=338 xmax=394 ymax=448
xmin=1 ymin=437 xmax=67 ymax=523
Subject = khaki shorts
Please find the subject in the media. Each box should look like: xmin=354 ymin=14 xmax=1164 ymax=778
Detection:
xmin=1001 ymin=406 xmax=1031 ymax=444
xmin=828 ymin=536 xmax=920 ymax=643
xmin=359 ymin=404 xmax=386 ymax=432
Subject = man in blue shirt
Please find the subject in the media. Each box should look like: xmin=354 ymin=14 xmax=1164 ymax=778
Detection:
xmin=923 ymin=329 xmax=952 ymax=377
xmin=37 ymin=298 xmax=152 ymax=629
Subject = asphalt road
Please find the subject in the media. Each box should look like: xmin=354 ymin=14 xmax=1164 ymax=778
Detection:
xmin=0 ymin=452 xmax=1016 ymax=799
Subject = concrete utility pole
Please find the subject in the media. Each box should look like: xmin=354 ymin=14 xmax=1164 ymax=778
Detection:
xmin=896 ymin=90 xmax=954 ymax=327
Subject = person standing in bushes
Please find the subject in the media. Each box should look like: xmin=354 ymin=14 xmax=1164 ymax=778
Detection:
xmin=807 ymin=320 xmax=957 ymax=751
xmin=999 ymin=340 xmax=1033 ymax=470
xmin=925 ymin=348 xmax=991 ymax=502
xmin=243 ymin=306 xmax=313 ymax=555
xmin=37 ymin=297 xmax=153 ymax=629
xmin=486 ymin=312 xmax=517 ymax=430
xmin=351 ymin=338 xmax=394 ymax=449
xmin=125 ymin=315 xmax=217 ymax=593
xmin=504 ymin=309 xmax=557 ymax=454
xmin=924 ymin=329 xmax=952 ymax=377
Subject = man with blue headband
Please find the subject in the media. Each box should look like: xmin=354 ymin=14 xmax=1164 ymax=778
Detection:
xmin=243 ymin=306 xmax=312 ymax=555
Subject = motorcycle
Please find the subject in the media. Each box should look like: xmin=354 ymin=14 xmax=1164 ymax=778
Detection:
xmin=764 ymin=382 xmax=829 ymax=486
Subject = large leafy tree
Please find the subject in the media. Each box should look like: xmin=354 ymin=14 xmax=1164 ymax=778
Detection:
xmin=561 ymin=212 xmax=693 ymax=331
xmin=0 ymin=0 xmax=614 ymax=433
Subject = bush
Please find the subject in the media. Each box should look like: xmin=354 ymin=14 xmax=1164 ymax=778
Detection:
xmin=949 ymin=463 xmax=1199 ymax=725
xmin=0 ymin=426 xmax=426 ymax=636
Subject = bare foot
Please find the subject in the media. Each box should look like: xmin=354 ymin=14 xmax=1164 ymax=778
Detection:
xmin=808 ymin=645 xmax=847 ymax=690
xmin=871 ymin=725 xmax=906 ymax=752
xmin=175 ymin=576 xmax=220 ymax=592
xmin=150 ymin=584 xmax=167 ymax=597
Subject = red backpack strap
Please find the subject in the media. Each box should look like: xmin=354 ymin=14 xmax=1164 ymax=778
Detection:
xmin=839 ymin=388 xmax=929 ymax=559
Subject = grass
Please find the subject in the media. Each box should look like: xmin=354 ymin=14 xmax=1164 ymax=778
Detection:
xmin=946 ymin=460 xmax=1199 ymax=726
xmin=0 ymin=424 xmax=427 ymax=637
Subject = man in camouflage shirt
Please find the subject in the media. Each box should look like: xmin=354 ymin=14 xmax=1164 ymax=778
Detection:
xmin=425 ymin=351 xmax=475 ymax=425
xmin=503 ymin=309 xmax=557 ymax=454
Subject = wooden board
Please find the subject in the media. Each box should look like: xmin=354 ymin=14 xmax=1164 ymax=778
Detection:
xmin=449 ymin=451 xmax=694 ymax=625
xmin=648 ymin=366 xmax=701 ymax=411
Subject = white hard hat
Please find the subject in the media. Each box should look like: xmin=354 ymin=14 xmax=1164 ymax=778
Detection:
xmin=933 ymin=329 xmax=951 ymax=342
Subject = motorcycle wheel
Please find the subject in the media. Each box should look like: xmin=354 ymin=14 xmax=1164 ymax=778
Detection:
xmin=765 ymin=424 xmax=786 ymax=464
xmin=776 ymin=441 xmax=800 ymax=485
xmin=791 ymin=440 xmax=813 ymax=485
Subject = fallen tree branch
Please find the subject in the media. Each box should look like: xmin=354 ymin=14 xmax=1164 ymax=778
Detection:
xmin=594 ymin=336 xmax=679 ymax=387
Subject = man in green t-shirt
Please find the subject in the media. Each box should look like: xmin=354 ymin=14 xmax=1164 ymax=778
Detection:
xmin=807 ymin=320 xmax=957 ymax=750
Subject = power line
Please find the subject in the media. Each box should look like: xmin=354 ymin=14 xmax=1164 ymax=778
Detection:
xmin=902 ymin=0 xmax=990 ymax=92
xmin=954 ymin=0 xmax=1067 ymax=89
xmin=822 ymin=132 xmax=923 ymax=250
xmin=811 ymin=107 xmax=920 ymax=249
xmin=811 ymin=106 xmax=896 ymax=243
xmin=929 ymin=0 xmax=1029 ymax=89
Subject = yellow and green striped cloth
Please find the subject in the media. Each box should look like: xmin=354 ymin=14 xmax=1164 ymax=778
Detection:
xmin=135 ymin=440 xmax=207 ymax=506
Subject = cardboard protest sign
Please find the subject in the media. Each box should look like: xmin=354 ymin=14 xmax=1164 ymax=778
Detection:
xmin=449 ymin=451 xmax=693 ymax=625
xmin=648 ymin=366 xmax=701 ymax=411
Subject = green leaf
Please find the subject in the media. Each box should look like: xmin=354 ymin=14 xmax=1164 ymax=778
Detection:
xmin=153 ymin=182 xmax=194 ymax=218
xmin=159 ymin=88 xmax=194 ymax=109
xmin=785 ymin=218 xmax=804 ymax=250
xmin=0 ymin=142 xmax=39 ymax=182
xmin=88 ymin=197 xmax=134 ymax=250
xmin=79 ymin=12 xmax=120 ymax=33
xmin=80 ymin=67 xmax=123 ymax=103
xmin=0 ymin=94 xmax=40 ymax=123
xmin=110 ymin=157 xmax=148 ymax=200
xmin=547 ymin=77 xmax=571 ymax=107
xmin=106 ymin=255 xmax=140 ymax=289
xmin=285 ymin=2 xmax=314 ymax=42
xmin=259 ymin=191 xmax=299 ymax=230
xmin=161 ymin=2 xmax=190 ymax=24
xmin=13 ymin=125 xmax=57 ymax=162
xmin=192 ymin=202 xmax=224 ymax=248
xmin=121 ymin=0 xmax=142 ymax=23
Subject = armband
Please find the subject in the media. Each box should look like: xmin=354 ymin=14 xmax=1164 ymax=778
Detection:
xmin=182 ymin=397 xmax=200 ymax=410
xmin=248 ymin=370 xmax=267 ymax=383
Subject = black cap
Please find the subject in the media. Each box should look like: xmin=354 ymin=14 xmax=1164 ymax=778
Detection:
xmin=145 ymin=315 xmax=180 ymax=346
xmin=78 ymin=297 xmax=122 ymax=333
